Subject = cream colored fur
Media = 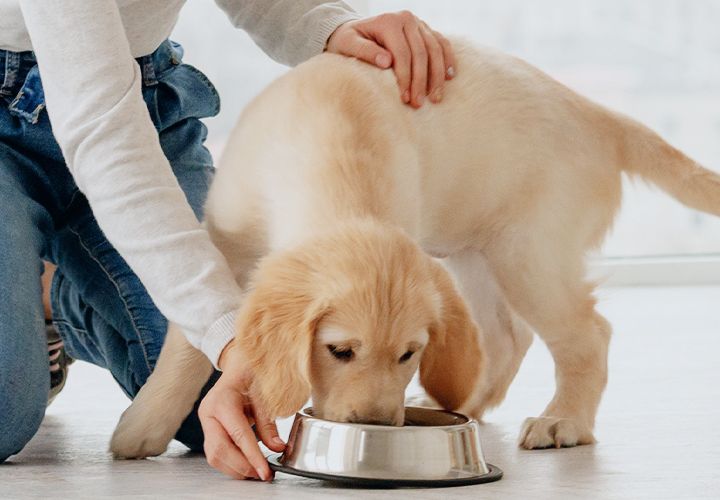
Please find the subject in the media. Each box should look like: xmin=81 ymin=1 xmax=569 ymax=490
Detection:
xmin=111 ymin=38 xmax=720 ymax=458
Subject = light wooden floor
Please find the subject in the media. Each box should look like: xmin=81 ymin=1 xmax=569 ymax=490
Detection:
xmin=2 ymin=287 xmax=719 ymax=499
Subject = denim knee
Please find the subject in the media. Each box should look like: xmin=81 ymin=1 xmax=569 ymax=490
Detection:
xmin=0 ymin=177 xmax=52 ymax=462
xmin=0 ymin=399 xmax=46 ymax=462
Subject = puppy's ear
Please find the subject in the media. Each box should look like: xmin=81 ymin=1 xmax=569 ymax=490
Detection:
xmin=420 ymin=262 xmax=483 ymax=411
xmin=234 ymin=254 xmax=329 ymax=419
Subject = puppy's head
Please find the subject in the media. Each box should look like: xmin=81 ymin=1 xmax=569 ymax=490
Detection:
xmin=235 ymin=220 xmax=483 ymax=424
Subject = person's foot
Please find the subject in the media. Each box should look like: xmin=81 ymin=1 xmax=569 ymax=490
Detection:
xmin=43 ymin=262 xmax=73 ymax=405
xmin=47 ymin=321 xmax=73 ymax=406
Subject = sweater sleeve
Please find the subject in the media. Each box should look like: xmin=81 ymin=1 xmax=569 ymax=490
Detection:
xmin=214 ymin=0 xmax=360 ymax=66
xmin=19 ymin=0 xmax=242 ymax=367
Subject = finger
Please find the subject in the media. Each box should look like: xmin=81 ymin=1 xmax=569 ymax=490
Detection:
xmin=403 ymin=22 xmax=428 ymax=107
xmin=435 ymin=31 xmax=456 ymax=80
xmin=216 ymin=404 xmax=272 ymax=481
xmin=369 ymin=23 xmax=412 ymax=103
xmin=253 ymin=409 xmax=286 ymax=453
xmin=202 ymin=417 xmax=259 ymax=480
xmin=340 ymin=34 xmax=393 ymax=69
xmin=420 ymin=24 xmax=446 ymax=103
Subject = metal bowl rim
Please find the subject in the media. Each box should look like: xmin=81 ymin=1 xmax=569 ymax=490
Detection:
xmin=296 ymin=406 xmax=478 ymax=430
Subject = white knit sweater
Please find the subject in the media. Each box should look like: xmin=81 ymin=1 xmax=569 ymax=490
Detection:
xmin=1 ymin=0 xmax=359 ymax=367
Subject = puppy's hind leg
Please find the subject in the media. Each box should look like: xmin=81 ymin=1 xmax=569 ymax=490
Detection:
xmin=486 ymin=236 xmax=610 ymax=449
xmin=110 ymin=324 xmax=213 ymax=458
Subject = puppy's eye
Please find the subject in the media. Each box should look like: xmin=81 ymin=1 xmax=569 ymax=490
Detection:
xmin=399 ymin=350 xmax=415 ymax=364
xmin=327 ymin=345 xmax=354 ymax=362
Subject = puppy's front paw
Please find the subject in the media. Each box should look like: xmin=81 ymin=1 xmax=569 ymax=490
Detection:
xmin=110 ymin=403 xmax=176 ymax=459
xmin=518 ymin=416 xmax=595 ymax=449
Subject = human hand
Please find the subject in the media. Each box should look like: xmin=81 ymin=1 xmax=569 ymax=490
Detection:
xmin=198 ymin=340 xmax=285 ymax=480
xmin=326 ymin=11 xmax=456 ymax=108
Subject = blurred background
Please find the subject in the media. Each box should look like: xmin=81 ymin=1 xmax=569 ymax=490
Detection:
xmin=173 ymin=0 xmax=720 ymax=260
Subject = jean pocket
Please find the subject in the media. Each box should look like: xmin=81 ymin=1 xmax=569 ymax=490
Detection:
xmin=145 ymin=63 xmax=221 ymax=131
xmin=8 ymin=65 xmax=45 ymax=125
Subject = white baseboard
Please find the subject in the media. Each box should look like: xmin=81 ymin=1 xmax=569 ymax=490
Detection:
xmin=589 ymin=255 xmax=720 ymax=286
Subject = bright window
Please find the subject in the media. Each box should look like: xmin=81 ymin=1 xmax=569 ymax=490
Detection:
xmin=174 ymin=0 xmax=720 ymax=258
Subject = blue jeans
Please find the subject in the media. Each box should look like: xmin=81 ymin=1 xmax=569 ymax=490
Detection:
xmin=0 ymin=41 xmax=221 ymax=462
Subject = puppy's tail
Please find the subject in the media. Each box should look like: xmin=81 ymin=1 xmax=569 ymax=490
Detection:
xmin=618 ymin=115 xmax=720 ymax=216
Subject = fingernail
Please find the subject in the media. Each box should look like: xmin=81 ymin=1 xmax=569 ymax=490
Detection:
xmin=272 ymin=436 xmax=285 ymax=447
xmin=447 ymin=66 xmax=455 ymax=79
xmin=417 ymin=93 xmax=425 ymax=106
xmin=402 ymin=90 xmax=410 ymax=103
xmin=432 ymin=87 xmax=443 ymax=103
xmin=375 ymin=53 xmax=391 ymax=68
xmin=257 ymin=468 xmax=269 ymax=481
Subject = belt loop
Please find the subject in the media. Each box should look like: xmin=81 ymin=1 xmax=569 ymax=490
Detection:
xmin=140 ymin=54 xmax=158 ymax=87
xmin=1 ymin=51 xmax=20 ymax=96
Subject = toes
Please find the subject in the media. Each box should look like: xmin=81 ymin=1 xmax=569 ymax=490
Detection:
xmin=110 ymin=429 xmax=171 ymax=459
xmin=518 ymin=416 xmax=594 ymax=449
xmin=519 ymin=417 xmax=557 ymax=449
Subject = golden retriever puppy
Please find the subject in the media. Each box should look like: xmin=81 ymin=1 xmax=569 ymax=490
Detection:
xmin=110 ymin=38 xmax=720 ymax=458
xmin=232 ymin=220 xmax=482 ymax=424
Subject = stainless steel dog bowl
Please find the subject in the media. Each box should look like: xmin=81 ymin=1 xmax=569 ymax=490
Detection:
xmin=267 ymin=407 xmax=502 ymax=487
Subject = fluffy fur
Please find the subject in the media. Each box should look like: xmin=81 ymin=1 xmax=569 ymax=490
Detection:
xmin=110 ymin=38 xmax=720 ymax=458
